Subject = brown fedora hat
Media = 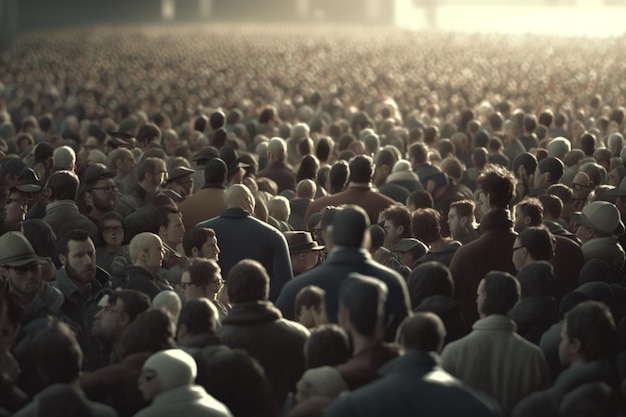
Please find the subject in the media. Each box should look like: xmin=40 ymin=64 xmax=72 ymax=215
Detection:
xmin=285 ymin=231 xmax=324 ymax=253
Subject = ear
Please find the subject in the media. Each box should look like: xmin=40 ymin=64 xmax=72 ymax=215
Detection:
xmin=158 ymin=225 xmax=167 ymax=237
xmin=397 ymin=225 xmax=404 ymax=236
xmin=0 ymin=266 xmax=8 ymax=280
xmin=41 ymin=187 xmax=52 ymax=200
xmin=569 ymin=337 xmax=582 ymax=357
xmin=58 ymin=253 xmax=67 ymax=266
xmin=84 ymin=191 xmax=93 ymax=206
xmin=119 ymin=311 xmax=130 ymax=327
xmin=523 ymin=215 xmax=531 ymax=227
xmin=191 ymin=247 xmax=200 ymax=258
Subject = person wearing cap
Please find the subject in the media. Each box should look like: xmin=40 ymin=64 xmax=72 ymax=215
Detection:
xmin=285 ymin=231 xmax=323 ymax=276
xmin=571 ymin=171 xmax=593 ymax=212
xmin=163 ymin=166 xmax=194 ymax=202
xmin=390 ymin=238 xmax=429 ymax=270
xmin=177 ymin=158 xmax=228 ymax=231
xmin=571 ymin=201 xmax=626 ymax=270
xmin=116 ymin=157 xmax=167 ymax=217
xmin=189 ymin=145 xmax=218 ymax=193
xmin=136 ymin=348 xmax=232 ymax=417
xmin=256 ymin=137 xmax=296 ymax=193
xmin=530 ymin=157 xmax=564 ymax=197
xmin=82 ymin=163 xmax=118 ymax=225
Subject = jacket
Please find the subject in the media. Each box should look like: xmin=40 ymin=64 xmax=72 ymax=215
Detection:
xmin=324 ymin=350 xmax=502 ymax=417
xmin=42 ymin=200 xmax=99 ymax=244
xmin=217 ymin=301 xmax=309 ymax=405
xmin=449 ymin=209 xmax=518 ymax=324
xmin=441 ymin=315 xmax=550 ymax=416
xmin=257 ymin=161 xmax=297 ymax=193
xmin=133 ymin=385 xmax=232 ymax=417
xmin=177 ymin=185 xmax=227 ymax=230
xmin=123 ymin=265 xmax=173 ymax=300
xmin=198 ymin=208 xmax=293 ymax=301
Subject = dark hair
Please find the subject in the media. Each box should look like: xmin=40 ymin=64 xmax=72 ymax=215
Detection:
xmin=22 ymin=219 xmax=57 ymax=260
xmin=523 ymin=114 xmax=538 ymax=133
xmin=178 ymin=298 xmax=219 ymax=335
xmin=136 ymin=123 xmax=162 ymax=146
xmin=99 ymin=211 xmax=126 ymax=245
xmin=194 ymin=115 xmax=208 ymax=132
xmin=151 ymin=205 xmax=180 ymax=234
xmin=518 ymin=227 xmax=555 ymax=262
xmin=315 ymin=137 xmax=332 ymax=163
xmin=515 ymin=198 xmax=543 ymax=227
xmin=477 ymin=166 xmax=516 ymax=209
xmin=57 ymin=229 xmax=92 ymax=257
xmin=407 ymin=190 xmax=434 ymax=209
xmin=295 ymin=285 xmax=325 ymax=318
xmin=411 ymin=208 xmax=441 ymax=244
xmin=407 ymin=262 xmax=454 ymax=309
xmin=408 ymin=143 xmax=429 ymax=164
xmin=481 ymin=272 xmax=520 ymax=316
xmin=304 ymin=324 xmax=351 ymax=369
xmin=347 ymin=155 xmax=374 ymax=183
xmin=538 ymin=194 xmax=562 ymax=219
xmin=565 ymin=301 xmax=618 ymax=362
xmin=109 ymin=290 xmax=151 ymax=323
xmin=450 ymin=200 xmax=475 ymax=219
xmin=339 ymin=274 xmax=388 ymax=336
xmin=227 ymin=259 xmax=269 ymax=303
xmin=546 ymin=184 xmax=573 ymax=204
xmin=397 ymin=312 xmax=445 ymax=353
xmin=383 ymin=206 xmax=412 ymax=239
xmin=209 ymin=111 xmax=226 ymax=130
xmin=328 ymin=161 xmax=349 ymax=194
xmin=47 ymin=170 xmax=79 ymax=201
xmin=538 ymin=109 xmax=554 ymax=128
xmin=331 ymin=205 xmax=368 ymax=248
xmin=184 ymin=258 xmax=220 ymax=287
xmin=182 ymin=227 xmax=216 ymax=257
xmin=122 ymin=308 xmax=176 ymax=356
xmin=296 ymin=155 xmax=320 ymax=183
xmin=33 ymin=321 xmax=82 ymax=384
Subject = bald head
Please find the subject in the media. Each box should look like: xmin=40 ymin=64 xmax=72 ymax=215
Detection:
xmin=225 ymin=184 xmax=255 ymax=213
xmin=129 ymin=232 xmax=161 ymax=264
xmin=268 ymin=137 xmax=287 ymax=162
xmin=296 ymin=179 xmax=317 ymax=199
xmin=397 ymin=312 xmax=446 ymax=353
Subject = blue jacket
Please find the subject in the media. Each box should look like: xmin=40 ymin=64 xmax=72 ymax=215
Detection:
xmin=197 ymin=208 xmax=293 ymax=301
xmin=275 ymin=247 xmax=410 ymax=340
xmin=324 ymin=351 xmax=502 ymax=417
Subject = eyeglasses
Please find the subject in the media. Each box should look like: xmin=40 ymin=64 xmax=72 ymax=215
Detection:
xmin=103 ymin=226 xmax=124 ymax=234
xmin=9 ymin=262 xmax=41 ymax=275
xmin=180 ymin=281 xmax=194 ymax=289
xmin=210 ymin=278 xmax=224 ymax=286
xmin=572 ymin=183 xmax=590 ymax=191
xmin=91 ymin=186 xmax=119 ymax=193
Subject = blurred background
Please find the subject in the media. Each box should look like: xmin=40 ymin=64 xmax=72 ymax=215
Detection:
xmin=2 ymin=0 xmax=626 ymax=41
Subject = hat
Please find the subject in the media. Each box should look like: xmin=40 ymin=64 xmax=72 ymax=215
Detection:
xmin=391 ymin=238 xmax=428 ymax=254
xmin=0 ymin=232 xmax=47 ymax=267
xmin=16 ymin=168 xmax=42 ymax=193
xmin=143 ymin=349 xmax=196 ymax=391
xmin=570 ymin=201 xmax=625 ymax=238
xmin=191 ymin=146 xmax=219 ymax=163
xmin=284 ymin=231 xmax=324 ymax=253
xmin=107 ymin=131 xmax=135 ymax=148
xmin=219 ymin=147 xmax=250 ymax=175
xmin=424 ymin=172 xmax=450 ymax=188
xmin=83 ymin=164 xmax=115 ymax=185
xmin=166 ymin=166 xmax=195 ymax=183
xmin=604 ymin=177 xmax=626 ymax=197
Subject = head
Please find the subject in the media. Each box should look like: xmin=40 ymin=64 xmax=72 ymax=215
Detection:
xmin=137 ymin=157 xmax=167 ymax=191
xmin=52 ymin=146 xmax=76 ymax=171
xmin=304 ymin=324 xmax=351 ymax=369
xmin=410 ymin=208 xmax=441 ymax=245
xmin=382 ymin=205 xmax=412 ymax=249
xmin=396 ymin=312 xmax=446 ymax=354
xmin=99 ymin=211 xmax=126 ymax=249
xmin=32 ymin=321 xmax=82 ymax=386
xmin=512 ymin=227 xmax=555 ymax=272
xmin=559 ymin=301 xmax=618 ymax=367
xmin=107 ymin=147 xmax=135 ymax=176
xmin=226 ymin=259 xmax=269 ymax=303
xmin=476 ymin=165 xmax=516 ymax=211
xmin=129 ymin=232 xmax=165 ymax=273
xmin=406 ymin=190 xmax=434 ymax=211
xmin=268 ymin=196 xmax=290 ymax=222
xmin=295 ymin=285 xmax=328 ymax=329
xmin=406 ymin=262 xmax=454 ymax=309
xmin=182 ymin=227 xmax=219 ymax=260
xmin=338 ymin=273 xmax=388 ymax=340
xmin=57 ymin=229 xmax=96 ymax=287
xmin=329 ymin=205 xmax=370 ymax=249
xmin=448 ymin=200 xmax=475 ymax=239
xmin=534 ymin=157 xmax=564 ymax=190
xmin=285 ymin=231 xmax=323 ymax=275
xmin=21 ymin=219 xmax=58 ymax=281
xmin=176 ymin=298 xmax=219 ymax=344
xmin=139 ymin=349 xmax=196 ymax=401
xmin=151 ymin=206 xmax=185 ymax=249
xmin=91 ymin=290 xmax=151 ymax=346
xmin=572 ymin=201 xmax=624 ymax=244
xmin=347 ymin=155 xmax=374 ymax=184
xmin=224 ymin=184 xmax=255 ymax=213
xmin=0 ymin=232 xmax=46 ymax=302
xmin=47 ymin=170 xmax=79 ymax=202
xmin=180 ymin=258 xmax=223 ymax=301
xmin=513 ymin=197 xmax=543 ymax=233
xmin=477 ymin=272 xmax=520 ymax=318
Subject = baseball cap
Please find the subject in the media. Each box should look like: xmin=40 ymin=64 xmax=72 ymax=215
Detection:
xmin=570 ymin=201 xmax=625 ymax=238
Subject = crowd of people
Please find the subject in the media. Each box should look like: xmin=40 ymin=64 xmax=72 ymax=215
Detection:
xmin=0 ymin=23 xmax=625 ymax=416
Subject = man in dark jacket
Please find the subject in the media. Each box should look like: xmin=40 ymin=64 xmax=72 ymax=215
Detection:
xmin=276 ymin=205 xmax=410 ymax=342
xmin=121 ymin=232 xmax=173 ymax=299
xmin=217 ymin=259 xmax=309 ymax=406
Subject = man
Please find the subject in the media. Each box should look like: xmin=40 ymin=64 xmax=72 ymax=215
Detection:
xmin=276 ymin=205 xmax=410 ymax=342
xmin=571 ymin=200 xmax=625 ymax=270
xmin=304 ymin=155 xmax=396 ymax=226
xmin=163 ymin=166 xmax=195 ymax=202
xmin=325 ymin=313 xmax=501 ymax=417
xmin=441 ymin=272 xmax=550 ymax=415
xmin=449 ymin=166 xmax=518 ymax=324
xmin=178 ymin=158 xmax=228 ymax=231
xmin=256 ymin=137 xmax=296 ymax=193
xmin=197 ymin=184 xmax=293 ymax=301
xmin=530 ymin=157 xmax=564 ymax=197
xmin=81 ymin=164 xmax=118 ymax=226
xmin=218 ymin=259 xmax=309 ymax=406
xmin=381 ymin=205 xmax=412 ymax=250
xmin=122 ymin=232 xmax=173 ymax=299
xmin=571 ymin=171 xmax=593 ymax=212
xmin=106 ymin=147 xmax=135 ymax=195
xmin=116 ymin=157 xmax=167 ymax=217
xmin=53 ymin=229 xmax=111 ymax=369
xmin=284 ymin=231 xmax=323 ymax=276
xmin=411 ymin=208 xmax=460 ymax=267
xmin=513 ymin=301 xmax=620 ymax=417
xmin=42 ymin=170 xmax=99 ymax=244
xmin=408 ymin=142 xmax=439 ymax=186
xmin=511 ymin=228 xmax=555 ymax=272
xmin=373 ymin=147 xmax=409 ymax=203
xmin=182 ymin=227 xmax=220 ymax=261
xmin=90 ymin=289 xmax=151 ymax=365
xmin=179 ymin=258 xmax=224 ymax=307
xmin=288 ymin=179 xmax=316 ymax=230
xmin=151 ymin=205 xmax=185 ymax=270
xmin=176 ymin=298 xmax=221 ymax=353
xmin=3 ymin=186 xmax=31 ymax=233
xmin=448 ymin=200 xmax=479 ymax=244
xmin=135 ymin=122 xmax=162 ymax=151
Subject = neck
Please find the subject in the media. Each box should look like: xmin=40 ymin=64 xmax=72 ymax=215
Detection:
xmin=430 ymin=237 xmax=451 ymax=252
xmin=351 ymin=332 xmax=378 ymax=356
xmin=140 ymin=180 xmax=157 ymax=194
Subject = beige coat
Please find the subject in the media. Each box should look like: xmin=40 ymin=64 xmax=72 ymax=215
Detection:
xmin=178 ymin=187 xmax=226 ymax=230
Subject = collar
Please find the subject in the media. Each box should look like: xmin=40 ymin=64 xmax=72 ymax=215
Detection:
xmin=472 ymin=314 xmax=517 ymax=332
xmin=347 ymin=182 xmax=374 ymax=189
xmin=202 ymin=182 xmax=226 ymax=190
xmin=219 ymin=207 xmax=251 ymax=218
xmin=46 ymin=200 xmax=79 ymax=213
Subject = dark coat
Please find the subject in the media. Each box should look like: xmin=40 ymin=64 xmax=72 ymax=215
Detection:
xmin=276 ymin=247 xmax=411 ymax=341
xmin=197 ymin=207 xmax=293 ymax=301
xmin=123 ymin=265 xmax=173 ymax=300
xmin=42 ymin=200 xmax=99 ymax=244
xmin=257 ymin=161 xmax=297 ymax=193
xmin=551 ymin=235 xmax=584 ymax=304
xmin=449 ymin=209 xmax=517 ymax=324
xmin=217 ymin=301 xmax=308 ymax=406
xmin=324 ymin=351 xmax=502 ymax=417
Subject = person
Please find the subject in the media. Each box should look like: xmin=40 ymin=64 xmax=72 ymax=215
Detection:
xmin=373 ymin=147 xmax=409 ymax=203
xmin=21 ymin=219 xmax=58 ymax=281
xmin=513 ymin=301 xmax=620 ymax=417
xmin=135 ymin=349 xmax=232 ymax=417
xmin=197 ymin=184 xmax=293 ymax=302
xmin=163 ymin=166 xmax=194 ymax=201
xmin=449 ymin=165 xmax=518 ymax=324
xmin=81 ymin=164 xmax=118 ymax=226
xmin=42 ymin=170 xmax=99 ymax=244
xmin=176 ymin=298 xmax=221 ymax=356
xmin=121 ymin=233 xmax=173 ymax=299
xmin=284 ymin=231 xmax=323 ymax=276
xmin=389 ymin=238 xmax=429 ymax=270
xmin=13 ymin=321 xmax=117 ymax=417
xmin=303 ymin=155 xmax=396 ymax=226
xmin=96 ymin=211 xmax=131 ymax=275
xmin=177 ymin=158 xmax=228 ymax=231
xmin=116 ymin=157 xmax=167 ymax=217
xmin=324 ymin=313 xmax=501 ymax=417
xmin=381 ymin=205 xmax=412 ymax=250
xmin=151 ymin=205 xmax=185 ymax=271
xmin=511 ymin=228 xmax=555 ymax=272
xmin=53 ymin=229 xmax=111 ymax=370
xmin=294 ymin=285 xmax=328 ymax=329
xmin=107 ymin=147 xmax=135 ymax=195
xmin=448 ymin=200 xmax=479 ymax=244
xmin=217 ymin=259 xmax=309 ymax=406
xmin=410 ymin=208 xmax=460 ymax=267
xmin=179 ymin=258 xmax=227 ymax=316
xmin=530 ymin=157 xmax=563 ymax=197
xmin=288 ymin=179 xmax=317 ymax=230
xmin=256 ymin=137 xmax=296 ymax=193
xmin=276 ymin=205 xmax=410 ymax=342
xmin=441 ymin=271 xmax=550 ymax=415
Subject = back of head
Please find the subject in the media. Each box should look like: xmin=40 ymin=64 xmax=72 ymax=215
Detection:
xmin=178 ymin=298 xmax=220 ymax=335
xmin=305 ymin=324 xmax=351 ymax=369
xmin=512 ymin=152 xmax=538 ymax=177
xmin=538 ymin=157 xmax=564 ymax=184
xmin=547 ymin=137 xmax=571 ymax=160
xmin=224 ymin=184 xmax=254 ymax=208
xmin=52 ymin=146 xmax=76 ymax=171
xmin=48 ymin=170 xmax=79 ymax=201
xmin=397 ymin=312 xmax=446 ymax=353
xmin=481 ymin=271 xmax=520 ymax=316
xmin=226 ymin=259 xmax=269 ymax=303
xmin=564 ymin=300 xmax=618 ymax=362
xmin=410 ymin=208 xmax=441 ymax=244
xmin=407 ymin=262 xmax=454 ymax=309
xmin=330 ymin=205 xmax=369 ymax=248
xmin=153 ymin=291 xmax=182 ymax=323
xmin=516 ymin=261 xmax=555 ymax=297
xmin=518 ymin=227 xmax=555 ymax=262
xmin=33 ymin=321 xmax=82 ymax=385
xmin=143 ymin=348 xmax=197 ymax=391
xmin=477 ymin=165 xmax=516 ymax=209
xmin=348 ymin=155 xmax=374 ymax=183
xmin=204 ymin=157 xmax=228 ymax=184
xmin=122 ymin=308 xmax=176 ymax=356
xmin=339 ymin=273 xmax=388 ymax=337
xmin=109 ymin=290 xmax=151 ymax=323
xmin=267 ymin=137 xmax=287 ymax=161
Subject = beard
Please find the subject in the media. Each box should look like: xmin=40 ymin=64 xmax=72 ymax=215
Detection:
xmin=65 ymin=259 xmax=96 ymax=284
xmin=92 ymin=193 xmax=115 ymax=213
